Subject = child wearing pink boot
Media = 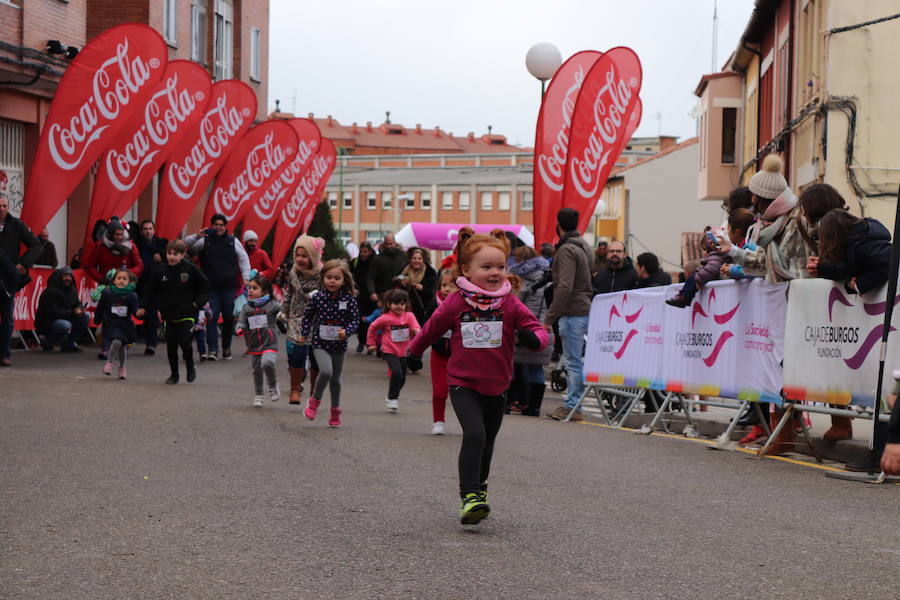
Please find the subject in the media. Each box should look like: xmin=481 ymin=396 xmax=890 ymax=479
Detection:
xmin=298 ymin=260 xmax=359 ymax=427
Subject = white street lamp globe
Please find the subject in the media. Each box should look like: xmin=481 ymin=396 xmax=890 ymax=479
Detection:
xmin=595 ymin=199 xmax=607 ymax=215
xmin=526 ymin=42 xmax=562 ymax=81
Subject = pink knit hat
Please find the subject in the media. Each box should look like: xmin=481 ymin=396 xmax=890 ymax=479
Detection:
xmin=293 ymin=235 xmax=325 ymax=272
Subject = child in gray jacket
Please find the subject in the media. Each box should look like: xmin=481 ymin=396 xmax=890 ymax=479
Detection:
xmin=236 ymin=274 xmax=283 ymax=407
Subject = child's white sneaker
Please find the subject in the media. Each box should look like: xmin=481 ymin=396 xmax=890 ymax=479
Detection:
xmin=269 ymin=384 xmax=280 ymax=402
xmin=430 ymin=421 xmax=445 ymax=435
xmin=386 ymin=398 xmax=398 ymax=412
xmin=253 ymin=395 xmax=264 ymax=407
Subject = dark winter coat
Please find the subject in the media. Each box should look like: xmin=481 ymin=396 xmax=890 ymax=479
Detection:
xmin=0 ymin=213 xmax=41 ymax=292
xmin=545 ymin=231 xmax=594 ymax=323
xmin=423 ymin=293 xmax=452 ymax=357
xmin=817 ymin=218 xmax=892 ymax=295
xmin=199 ymin=232 xmax=240 ymax=290
xmin=367 ymin=247 xmax=408 ymax=296
xmin=635 ymin=269 xmax=673 ymax=288
xmin=237 ymin=297 xmax=281 ymax=354
xmin=510 ymin=256 xmax=553 ymax=366
xmin=592 ymin=257 xmax=639 ymax=295
xmin=34 ymin=268 xmax=83 ymax=334
xmin=141 ymin=259 xmax=209 ymax=322
xmin=299 ymin=289 xmax=360 ymax=353
xmin=135 ymin=234 xmax=168 ymax=294
xmin=94 ymin=288 xmax=139 ymax=343
xmin=401 ymin=264 xmax=437 ymax=327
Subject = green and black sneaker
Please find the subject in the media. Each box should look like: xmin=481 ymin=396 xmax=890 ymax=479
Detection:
xmin=459 ymin=492 xmax=490 ymax=525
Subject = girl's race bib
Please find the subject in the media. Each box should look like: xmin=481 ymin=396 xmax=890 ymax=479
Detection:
xmin=390 ymin=326 xmax=410 ymax=342
xmin=319 ymin=324 xmax=342 ymax=341
xmin=460 ymin=311 xmax=503 ymax=348
xmin=248 ymin=314 xmax=268 ymax=330
xmin=339 ymin=301 xmax=348 ymax=311
xmin=111 ymin=305 xmax=128 ymax=317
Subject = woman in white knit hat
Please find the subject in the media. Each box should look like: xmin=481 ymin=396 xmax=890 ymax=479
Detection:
xmin=717 ymin=153 xmax=812 ymax=455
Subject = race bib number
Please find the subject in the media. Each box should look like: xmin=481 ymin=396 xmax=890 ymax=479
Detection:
xmin=111 ymin=305 xmax=128 ymax=317
xmin=460 ymin=312 xmax=503 ymax=349
xmin=319 ymin=324 xmax=342 ymax=341
xmin=339 ymin=301 xmax=348 ymax=311
xmin=248 ymin=314 xmax=268 ymax=330
xmin=390 ymin=326 xmax=410 ymax=342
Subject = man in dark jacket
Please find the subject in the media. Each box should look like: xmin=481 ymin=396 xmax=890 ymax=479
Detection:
xmin=138 ymin=239 xmax=209 ymax=384
xmin=592 ymin=241 xmax=638 ymax=294
xmin=635 ymin=252 xmax=672 ymax=288
xmin=34 ymin=267 xmax=90 ymax=353
xmin=544 ymin=208 xmax=594 ymax=422
xmin=185 ymin=214 xmax=251 ymax=361
xmin=135 ymin=219 xmax=168 ymax=355
xmin=367 ymin=234 xmax=408 ymax=302
xmin=35 ymin=228 xmax=58 ymax=267
xmin=0 ymin=197 xmax=42 ymax=365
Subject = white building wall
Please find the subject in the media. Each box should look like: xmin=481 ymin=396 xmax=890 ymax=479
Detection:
xmin=624 ymin=143 xmax=725 ymax=271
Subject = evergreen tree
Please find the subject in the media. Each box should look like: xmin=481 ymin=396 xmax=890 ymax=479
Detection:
xmin=307 ymin=200 xmax=348 ymax=261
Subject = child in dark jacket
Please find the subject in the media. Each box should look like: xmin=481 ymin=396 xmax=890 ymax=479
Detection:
xmin=138 ymin=240 xmax=209 ymax=385
xmin=94 ymin=268 xmax=139 ymax=379
xmin=236 ymin=274 xmax=282 ymax=407
xmin=808 ymin=209 xmax=891 ymax=295
xmin=422 ymin=269 xmax=457 ymax=434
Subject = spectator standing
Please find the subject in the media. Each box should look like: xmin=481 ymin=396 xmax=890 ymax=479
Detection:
xmin=593 ymin=241 xmax=608 ymax=276
xmin=134 ymin=220 xmax=167 ymax=355
xmin=34 ymin=267 xmax=89 ymax=353
xmin=397 ymin=246 xmax=437 ymax=332
xmin=82 ymin=218 xmax=144 ymax=284
xmin=544 ymin=208 xmax=595 ymax=422
xmin=366 ymin=233 xmax=407 ymax=302
xmin=592 ymin=241 xmax=638 ymax=294
xmin=185 ymin=214 xmax=252 ymax=361
xmin=242 ymin=230 xmax=276 ymax=281
xmin=35 ymin=228 xmax=58 ymax=267
xmin=0 ymin=196 xmax=42 ymax=366
xmin=634 ymin=252 xmax=672 ymax=288
xmin=351 ymin=241 xmax=376 ymax=352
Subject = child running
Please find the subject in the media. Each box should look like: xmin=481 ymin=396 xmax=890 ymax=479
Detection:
xmin=408 ymin=228 xmax=549 ymax=525
xmin=366 ymin=288 xmax=420 ymax=413
xmin=299 ymin=259 xmax=359 ymax=428
xmin=236 ymin=275 xmax=282 ymax=407
xmin=278 ymin=235 xmax=324 ymax=405
xmin=137 ymin=240 xmax=209 ymax=385
xmin=94 ymin=267 xmax=139 ymax=379
xmin=421 ymin=267 xmax=458 ymax=434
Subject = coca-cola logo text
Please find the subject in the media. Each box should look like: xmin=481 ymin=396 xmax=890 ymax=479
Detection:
xmin=167 ymin=93 xmax=249 ymax=200
xmin=48 ymin=38 xmax=158 ymax=171
xmin=106 ymin=73 xmax=199 ymax=191
xmin=536 ymin=65 xmax=586 ymax=192
xmin=281 ymin=153 xmax=332 ymax=228
xmin=212 ymin=133 xmax=291 ymax=218
xmin=568 ymin=67 xmax=634 ymax=200
xmin=252 ymin=139 xmax=316 ymax=220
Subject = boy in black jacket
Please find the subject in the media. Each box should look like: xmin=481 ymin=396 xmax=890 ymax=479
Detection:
xmin=137 ymin=240 xmax=209 ymax=384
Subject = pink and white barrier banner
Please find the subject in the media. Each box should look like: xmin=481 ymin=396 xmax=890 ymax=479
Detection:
xmin=783 ymin=278 xmax=900 ymax=408
xmin=584 ymin=279 xmax=787 ymax=403
xmin=394 ymin=223 xmax=534 ymax=251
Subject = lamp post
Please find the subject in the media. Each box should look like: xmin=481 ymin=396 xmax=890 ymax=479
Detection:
xmin=337 ymin=146 xmax=347 ymax=247
xmin=526 ymin=42 xmax=562 ymax=98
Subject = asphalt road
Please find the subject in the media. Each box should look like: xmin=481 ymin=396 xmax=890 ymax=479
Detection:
xmin=1 ymin=346 xmax=898 ymax=599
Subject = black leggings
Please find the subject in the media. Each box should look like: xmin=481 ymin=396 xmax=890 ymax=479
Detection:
xmin=383 ymin=353 xmax=407 ymax=400
xmin=165 ymin=320 xmax=194 ymax=376
xmin=450 ymin=385 xmax=505 ymax=496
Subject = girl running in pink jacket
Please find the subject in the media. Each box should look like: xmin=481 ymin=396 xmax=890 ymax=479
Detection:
xmin=408 ymin=228 xmax=549 ymax=525
xmin=367 ymin=288 xmax=420 ymax=413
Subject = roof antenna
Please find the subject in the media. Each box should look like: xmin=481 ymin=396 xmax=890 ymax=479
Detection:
xmin=487 ymin=125 xmax=492 ymax=135
xmin=274 ymin=99 xmax=280 ymax=112
xmin=711 ymin=0 xmax=718 ymax=71
xmin=385 ymin=110 xmax=391 ymax=124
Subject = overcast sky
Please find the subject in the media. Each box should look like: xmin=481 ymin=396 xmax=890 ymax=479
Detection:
xmin=269 ymin=0 xmax=755 ymax=147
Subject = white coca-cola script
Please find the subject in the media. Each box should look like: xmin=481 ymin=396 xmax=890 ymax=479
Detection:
xmin=252 ymin=139 xmax=316 ymax=220
xmin=167 ymin=93 xmax=248 ymax=200
xmin=47 ymin=38 xmax=157 ymax=171
xmin=536 ymin=65 xmax=586 ymax=193
xmin=211 ymin=132 xmax=290 ymax=219
xmin=568 ymin=67 xmax=632 ymax=200
xmin=281 ymin=153 xmax=332 ymax=228
xmin=106 ymin=73 xmax=198 ymax=192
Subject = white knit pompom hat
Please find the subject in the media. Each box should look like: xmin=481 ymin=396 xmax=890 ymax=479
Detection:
xmin=749 ymin=154 xmax=788 ymax=200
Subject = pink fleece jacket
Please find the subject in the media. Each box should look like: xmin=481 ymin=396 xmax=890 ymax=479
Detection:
xmin=409 ymin=291 xmax=549 ymax=396
xmin=367 ymin=311 xmax=420 ymax=356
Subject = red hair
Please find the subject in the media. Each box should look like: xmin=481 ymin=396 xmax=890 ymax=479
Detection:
xmin=452 ymin=227 xmax=518 ymax=291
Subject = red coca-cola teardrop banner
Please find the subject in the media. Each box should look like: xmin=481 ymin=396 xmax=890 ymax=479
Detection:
xmin=271 ymin=138 xmax=336 ymax=265
xmin=239 ymin=118 xmax=322 ymax=243
xmin=203 ymin=120 xmax=297 ymax=230
xmin=19 ymin=24 xmax=168 ymax=233
xmin=154 ymin=80 xmax=257 ymax=241
xmin=85 ymin=60 xmax=212 ymax=243
xmin=532 ymin=50 xmax=603 ymax=246
xmin=562 ymin=47 xmax=643 ymax=237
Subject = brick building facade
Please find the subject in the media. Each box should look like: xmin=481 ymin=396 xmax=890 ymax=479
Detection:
xmin=0 ymin=0 xmax=269 ymax=262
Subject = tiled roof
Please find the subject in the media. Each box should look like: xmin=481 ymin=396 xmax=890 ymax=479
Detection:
xmin=613 ymin=137 xmax=699 ymax=175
